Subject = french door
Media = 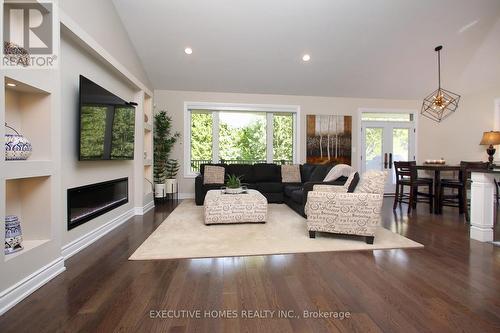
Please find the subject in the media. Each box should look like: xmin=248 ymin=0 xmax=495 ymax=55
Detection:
xmin=361 ymin=121 xmax=415 ymax=194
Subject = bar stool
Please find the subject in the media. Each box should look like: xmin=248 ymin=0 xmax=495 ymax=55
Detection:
xmin=393 ymin=161 xmax=434 ymax=214
xmin=440 ymin=161 xmax=489 ymax=221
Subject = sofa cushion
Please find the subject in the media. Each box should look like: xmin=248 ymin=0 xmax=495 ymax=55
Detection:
xmin=309 ymin=165 xmax=331 ymax=181
xmin=253 ymin=163 xmax=281 ymax=182
xmin=290 ymin=189 xmax=304 ymax=204
xmin=203 ymin=165 xmax=225 ymax=184
xmin=355 ymin=171 xmax=387 ymax=194
xmin=281 ymin=164 xmax=301 ymax=183
xmin=226 ymin=164 xmax=254 ymax=183
xmin=347 ymin=172 xmax=360 ymax=192
xmin=300 ymin=164 xmax=316 ymax=183
xmin=257 ymin=182 xmax=283 ymax=193
xmin=284 ymin=184 xmax=302 ymax=197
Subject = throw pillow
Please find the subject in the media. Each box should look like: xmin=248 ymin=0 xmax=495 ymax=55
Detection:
xmin=346 ymin=172 xmax=360 ymax=192
xmin=203 ymin=165 xmax=225 ymax=184
xmin=323 ymin=164 xmax=355 ymax=182
xmin=281 ymin=164 xmax=301 ymax=183
xmin=309 ymin=165 xmax=330 ymax=181
xmin=354 ymin=170 xmax=387 ymax=194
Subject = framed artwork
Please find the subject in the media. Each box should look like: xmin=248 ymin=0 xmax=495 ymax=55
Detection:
xmin=306 ymin=115 xmax=352 ymax=165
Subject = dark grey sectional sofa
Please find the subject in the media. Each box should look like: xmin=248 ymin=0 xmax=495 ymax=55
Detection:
xmin=194 ymin=163 xmax=347 ymax=217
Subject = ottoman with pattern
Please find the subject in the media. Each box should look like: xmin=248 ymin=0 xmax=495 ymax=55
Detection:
xmin=204 ymin=189 xmax=268 ymax=225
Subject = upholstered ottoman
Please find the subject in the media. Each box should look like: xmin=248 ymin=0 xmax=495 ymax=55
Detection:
xmin=204 ymin=189 xmax=268 ymax=224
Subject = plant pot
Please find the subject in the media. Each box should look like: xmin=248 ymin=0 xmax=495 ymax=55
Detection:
xmin=165 ymin=179 xmax=178 ymax=193
xmin=225 ymin=187 xmax=243 ymax=194
xmin=5 ymin=134 xmax=32 ymax=160
xmin=154 ymin=183 xmax=166 ymax=198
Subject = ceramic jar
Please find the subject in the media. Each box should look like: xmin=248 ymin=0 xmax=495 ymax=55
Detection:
xmin=5 ymin=215 xmax=23 ymax=254
xmin=5 ymin=133 xmax=32 ymax=160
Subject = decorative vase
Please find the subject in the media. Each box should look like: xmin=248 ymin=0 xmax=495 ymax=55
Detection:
xmin=154 ymin=183 xmax=166 ymax=198
xmin=4 ymin=124 xmax=32 ymax=160
xmin=165 ymin=179 xmax=178 ymax=194
xmin=5 ymin=215 xmax=23 ymax=254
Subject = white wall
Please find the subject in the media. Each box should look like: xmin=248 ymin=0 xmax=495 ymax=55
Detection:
xmin=60 ymin=0 xmax=151 ymax=89
xmin=60 ymin=32 xmax=139 ymax=246
xmin=155 ymin=88 xmax=499 ymax=195
xmin=419 ymin=86 xmax=500 ymax=164
xmin=154 ymin=90 xmax=421 ymax=194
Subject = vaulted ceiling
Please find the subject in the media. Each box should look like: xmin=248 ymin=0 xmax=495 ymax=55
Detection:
xmin=113 ymin=0 xmax=500 ymax=99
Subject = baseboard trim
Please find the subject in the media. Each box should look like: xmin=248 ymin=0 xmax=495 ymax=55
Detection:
xmin=0 ymin=257 xmax=65 ymax=316
xmin=61 ymin=208 xmax=135 ymax=260
xmin=134 ymin=200 xmax=155 ymax=215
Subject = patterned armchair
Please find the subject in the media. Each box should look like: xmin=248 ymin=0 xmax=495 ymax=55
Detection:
xmin=305 ymin=171 xmax=387 ymax=244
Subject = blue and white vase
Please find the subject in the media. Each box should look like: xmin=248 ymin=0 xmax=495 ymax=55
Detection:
xmin=5 ymin=215 xmax=23 ymax=254
xmin=5 ymin=133 xmax=32 ymax=160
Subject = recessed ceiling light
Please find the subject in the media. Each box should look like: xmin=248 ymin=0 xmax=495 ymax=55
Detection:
xmin=184 ymin=47 xmax=193 ymax=55
xmin=7 ymin=83 xmax=16 ymax=87
xmin=302 ymin=54 xmax=311 ymax=62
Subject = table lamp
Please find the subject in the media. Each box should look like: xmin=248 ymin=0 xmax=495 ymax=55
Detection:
xmin=479 ymin=131 xmax=500 ymax=165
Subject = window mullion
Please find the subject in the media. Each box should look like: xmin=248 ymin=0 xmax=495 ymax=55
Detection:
xmin=212 ymin=111 xmax=220 ymax=163
xmin=266 ymin=113 xmax=273 ymax=163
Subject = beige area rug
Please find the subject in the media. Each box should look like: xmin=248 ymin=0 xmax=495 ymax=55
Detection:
xmin=130 ymin=200 xmax=423 ymax=260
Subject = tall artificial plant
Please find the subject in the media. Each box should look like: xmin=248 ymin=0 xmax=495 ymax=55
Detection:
xmin=165 ymin=159 xmax=180 ymax=179
xmin=153 ymin=111 xmax=180 ymax=184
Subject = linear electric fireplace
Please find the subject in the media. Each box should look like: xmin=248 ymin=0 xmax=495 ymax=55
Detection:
xmin=67 ymin=178 xmax=128 ymax=230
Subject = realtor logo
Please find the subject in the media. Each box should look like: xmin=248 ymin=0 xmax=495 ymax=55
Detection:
xmin=2 ymin=0 xmax=58 ymax=68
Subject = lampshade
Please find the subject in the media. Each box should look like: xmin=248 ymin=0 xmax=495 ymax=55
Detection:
xmin=479 ymin=131 xmax=500 ymax=145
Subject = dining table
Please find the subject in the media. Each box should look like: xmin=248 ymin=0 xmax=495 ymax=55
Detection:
xmin=416 ymin=164 xmax=461 ymax=214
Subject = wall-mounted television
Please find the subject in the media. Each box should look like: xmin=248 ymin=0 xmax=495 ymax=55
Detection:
xmin=78 ymin=75 xmax=135 ymax=160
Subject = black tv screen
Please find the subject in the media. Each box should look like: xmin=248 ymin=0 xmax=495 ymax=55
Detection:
xmin=79 ymin=76 xmax=135 ymax=160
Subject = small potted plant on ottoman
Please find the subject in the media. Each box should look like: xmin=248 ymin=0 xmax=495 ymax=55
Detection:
xmin=225 ymin=174 xmax=243 ymax=194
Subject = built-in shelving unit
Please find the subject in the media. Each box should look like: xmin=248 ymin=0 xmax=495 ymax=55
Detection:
xmin=1 ymin=70 xmax=62 ymax=302
xmin=143 ymin=93 xmax=154 ymax=200
xmin=4 ymin=176 xmax=52 ymax=261
xmin=133 ymin=91 xmax=154 ymax=211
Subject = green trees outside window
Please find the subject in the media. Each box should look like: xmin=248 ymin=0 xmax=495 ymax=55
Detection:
xmin=190 ymin=110 xmax=294 ymax=172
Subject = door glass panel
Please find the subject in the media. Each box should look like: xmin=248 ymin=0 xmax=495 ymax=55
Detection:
xmin=392 ymin=128 xmax=410 ymax=162
xmin=364 ymin=127 xmax=383 ymax=171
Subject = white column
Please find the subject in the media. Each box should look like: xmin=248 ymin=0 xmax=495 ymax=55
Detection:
xmin=470 ymin=172 xmax=496 ymax=242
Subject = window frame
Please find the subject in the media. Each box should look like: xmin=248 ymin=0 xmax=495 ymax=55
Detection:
xmin=184 ymin=102 xmax=300 ymax=178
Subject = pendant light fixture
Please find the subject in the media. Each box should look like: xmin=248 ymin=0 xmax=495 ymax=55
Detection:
xmin=421 ymin=45 xmax=460 ymax=122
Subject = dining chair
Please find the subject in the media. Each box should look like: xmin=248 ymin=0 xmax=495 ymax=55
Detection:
xmin=393 ymin=161 xmax=433 ymax=214
xmin=440 ymin=161 xmax=489 ymax=221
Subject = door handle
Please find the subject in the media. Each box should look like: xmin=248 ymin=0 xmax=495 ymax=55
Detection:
xmin=384 ymin=153 xmax=388 ymax=169
xmin=389 ymin=153 xmax=393 ymax=169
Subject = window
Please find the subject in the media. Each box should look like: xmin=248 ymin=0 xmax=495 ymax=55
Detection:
xmin=186 ymin=104 xmax=298 ymax=175
xmin=361 ymin=112 xmax=413 ymax=122
xmin=190 ymin=110 xmax=213 ymax=172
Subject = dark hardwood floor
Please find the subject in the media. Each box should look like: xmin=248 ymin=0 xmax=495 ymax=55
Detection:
xmin=1 ymin=199 xmax=500 ymax=332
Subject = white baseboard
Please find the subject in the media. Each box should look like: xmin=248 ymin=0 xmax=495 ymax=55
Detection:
xmin=134 ymin=200 xmax=155 ymax=215
xmin=179 ymin=192 xmax=195 ymax=199
xmin=61 ymin=208 xmax=135 ymax=260
xmin=0 ymin=257 xmax=65 ymax=316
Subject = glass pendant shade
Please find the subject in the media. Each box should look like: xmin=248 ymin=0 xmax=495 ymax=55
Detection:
xmin=421 ymin=46 xmax=460 ymax=122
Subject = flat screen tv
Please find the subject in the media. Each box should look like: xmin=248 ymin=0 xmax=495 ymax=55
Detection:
xmin=78 ymin=75 xmax=135 ymax=160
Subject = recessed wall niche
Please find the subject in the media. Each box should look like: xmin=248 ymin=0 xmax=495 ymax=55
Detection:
xmin=4 ymin=77 xmax=52 ymax=161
